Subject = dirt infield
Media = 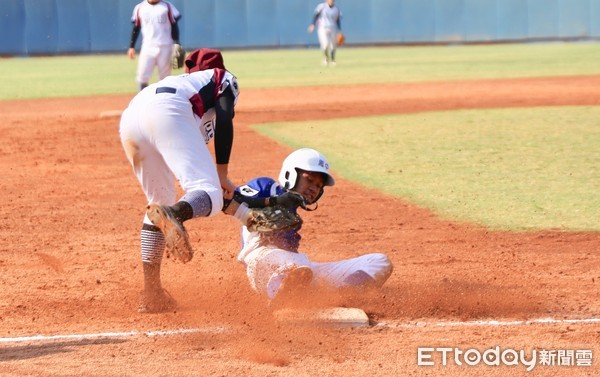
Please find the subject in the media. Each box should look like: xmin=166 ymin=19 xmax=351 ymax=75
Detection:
xmin=1 ymin=76 xmax=599 ymax=376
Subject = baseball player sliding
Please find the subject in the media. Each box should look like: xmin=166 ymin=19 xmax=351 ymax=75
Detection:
xmin=128 ymin=0 xmax=182 ymax=91
xmin=235 ymin=148 xmax=393 ymax=305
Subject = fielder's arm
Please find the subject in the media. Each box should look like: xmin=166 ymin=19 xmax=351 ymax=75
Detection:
xmin=128 ymin=24 xmax=141 ymax=59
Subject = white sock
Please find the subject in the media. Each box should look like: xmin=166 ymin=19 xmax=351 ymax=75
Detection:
xmin=233 ymin=202 xmax=251 ymax=225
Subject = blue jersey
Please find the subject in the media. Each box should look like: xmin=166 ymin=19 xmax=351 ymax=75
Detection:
xmin=236 ymin=177 xmax=302 ymax=252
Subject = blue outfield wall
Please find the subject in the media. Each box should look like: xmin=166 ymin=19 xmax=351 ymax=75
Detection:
xmin=1 ymin=0 xmax=600 ymax=55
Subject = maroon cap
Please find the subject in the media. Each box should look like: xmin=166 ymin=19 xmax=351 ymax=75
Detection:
xmin=185 ymin=48 xmax=225 ymax=73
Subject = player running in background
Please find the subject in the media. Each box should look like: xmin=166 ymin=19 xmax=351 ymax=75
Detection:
xmin=128 ymin=0 xmax=182 ymax=91
xmin=308 ymin=0 xmax=343 ymax=66
xmin=234 ymin=148 xmax=393 ymax=306
xmin=120 ymin=48 xmax=256 ymax=313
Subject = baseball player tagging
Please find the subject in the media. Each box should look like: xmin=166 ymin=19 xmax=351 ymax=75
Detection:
xmin=120 ymin=49 xmax=240 ymax=313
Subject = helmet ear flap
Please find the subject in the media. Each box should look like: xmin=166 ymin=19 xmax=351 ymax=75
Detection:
xmin=283 ymin=171 xmax=291 ymax=189
xmin=280 ymin=168 xmax=298 ymax=190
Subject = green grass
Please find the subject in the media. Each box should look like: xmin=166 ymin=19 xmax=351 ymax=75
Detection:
xmin=2 ymin=42 xmax=600 ymax=100
xmin=1 ymin=55 xmax=138 ymax=99
xmin=254 ymin=107 xmax=600 ymax=231
xmin=3 ymin=43 xmax=599 ymax=231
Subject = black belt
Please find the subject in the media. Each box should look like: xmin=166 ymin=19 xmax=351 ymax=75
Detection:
xmin=156 ymin=87 xmax=176 ymax=94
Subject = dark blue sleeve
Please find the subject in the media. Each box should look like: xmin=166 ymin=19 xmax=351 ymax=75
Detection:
xmin=234 ymin=177 xmax=281 ymax=207
xmin=236 ymin=177 xmax=277 ymax=197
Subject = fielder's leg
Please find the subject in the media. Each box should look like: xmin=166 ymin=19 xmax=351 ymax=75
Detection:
xmin=157 ymin=44 xmax=174 ymax=80
xmin=120 ymin=103 xmax=179 ymax=312
xmin=136 ymin=45 xmax=158 ymax=92
xmin=147 ymin=190 xmax=213 ymax=263
xmin=138 ymin=220 xmax=177 ymax=313
xmin=317 ymin=27 xmax=329 ymax=65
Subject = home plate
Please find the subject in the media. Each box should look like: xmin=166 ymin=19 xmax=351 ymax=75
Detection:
xmin=274 ymin=307 xmax=370 ymax=328
xmin=99 ymin=109 xmax=122 ymax=119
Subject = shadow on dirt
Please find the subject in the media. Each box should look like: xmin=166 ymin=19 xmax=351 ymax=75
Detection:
xmin=0 ymin=338 xmax=127 ymax=362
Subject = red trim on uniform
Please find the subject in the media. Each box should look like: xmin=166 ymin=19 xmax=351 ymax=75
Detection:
xmin=189 ymin=70 xmax=225 ymax=118
xmin=189 ymin=93 xmax=205 ymax=118
xmin=166 ymin=2 xmax=175 ymax=24
xmin=213 ymin=68 xmax=226 ymax=102
xmin=135 ymin=7 xmax=141 ymax=27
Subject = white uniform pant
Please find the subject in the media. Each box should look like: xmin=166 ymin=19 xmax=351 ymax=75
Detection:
xmin=317 ymin=26 xmax=338 ymax=52
xmin=242 ymin=246 xmax=393 ymax=300
xmin=119 ymin=90 xmax=223 ymax=217
xmin=137 ymin=44 xmax=173 ymax=85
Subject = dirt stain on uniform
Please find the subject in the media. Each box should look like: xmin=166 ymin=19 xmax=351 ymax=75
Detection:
xmin=122 ymin=139 xmax=141 ymax=170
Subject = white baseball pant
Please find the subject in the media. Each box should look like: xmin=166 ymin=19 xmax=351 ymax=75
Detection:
xmin=241 ymin=245 xmax=393 ymax=300
xmin=136 ymin=44 xmax=173 ymax=85
xmin=119 ymin=89 xmax=223 ymax=217
xmin=317 ymin=26 xmax=338 ymax=52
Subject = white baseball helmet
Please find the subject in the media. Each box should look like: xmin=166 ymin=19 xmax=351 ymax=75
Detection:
xmin=278 ymin=148 xmax=335 ymax=199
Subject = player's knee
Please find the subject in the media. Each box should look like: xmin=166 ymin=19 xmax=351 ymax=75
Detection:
xmin=183 ymin=184 xmax=222 ymax=217
xmin=376 ymin=254 xmax=393 ymax=280
xmin=365 ymin=253 xmax=394 ymax=287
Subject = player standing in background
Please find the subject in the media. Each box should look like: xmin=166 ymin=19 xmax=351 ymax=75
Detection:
xmin=234 ymin=148 xmax=393 ymax=306
xmin=120 ymin=49 xmax=253 ymax=313
xmin=128 ymin=0 xmax=182 ymax=91
xmin=308 ymin=0 xmax=342 ymax=66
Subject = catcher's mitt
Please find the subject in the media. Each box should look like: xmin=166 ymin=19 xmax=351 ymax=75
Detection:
xmin=172 ymin=44 xmax=185 ymax=69
xmin=247 ymin=206 xmax=303 ymax=233
xmin=336 ymin=32 xmax=345 ymax=46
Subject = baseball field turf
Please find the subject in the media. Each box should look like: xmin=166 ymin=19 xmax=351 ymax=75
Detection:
xmin=3 ymin=43 xmax=599 ymax=231
xmin=3 ymin=43 xmax=600 ymax=99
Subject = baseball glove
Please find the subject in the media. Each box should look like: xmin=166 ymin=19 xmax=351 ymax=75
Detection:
xmin=172 ymin=44 xmax=185 ymax=69
xmin=336 ymin=32 xmax=345 ymax=46
xmin=247 ymin=206 xmax=303 ymax=233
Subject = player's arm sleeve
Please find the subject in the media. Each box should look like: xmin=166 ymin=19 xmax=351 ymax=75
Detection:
xmin=129 ymin=24 xmax=141 ymax=48
xmin=233 ymin=178 xmax=277 ymax=208
xmin=311 ymin=5 xmax=321 ymax=26
xmin=171 ymin=17 xmax=181 ymax=44
xmin=232 ymin=191 xmax=268 ymax=208
xmin=214 ymin=86 xmax=235 ymax=165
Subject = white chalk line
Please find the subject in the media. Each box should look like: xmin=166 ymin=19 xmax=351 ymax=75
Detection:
xmin=2 ymin=317 xmax=599 ymax=344
xmin=376 ymin=317 xmax=600 ymax=329
xmin=0 ymin=326 xmax=226 ymax=344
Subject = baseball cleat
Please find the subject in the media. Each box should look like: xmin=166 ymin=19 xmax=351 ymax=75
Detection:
xmin=147 ymin=204 xmax=193 ymax=263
